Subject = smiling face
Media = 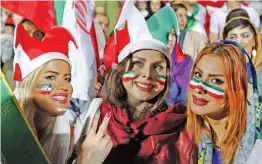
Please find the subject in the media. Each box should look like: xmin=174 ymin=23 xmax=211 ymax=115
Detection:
xmin=122 ymin=50 xmax=167 ymax=102
xmin=226 ymin=26 xmax=255 ymax=56
xmin=32 ymin=60 xmax=72 ymax=116
xmin=189 ymin=54 xmax=227 ymax=118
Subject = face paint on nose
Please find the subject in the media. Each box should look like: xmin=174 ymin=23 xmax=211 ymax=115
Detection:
xmin=37 ymin=83 xmax=52 ymax=94
xmin=157 ymin=75 xmax=166 ymax=86
xmin=189 ymin=77 xmax=224 ymax=99
xmin=122 ymin=70 xmax=135 ymax=82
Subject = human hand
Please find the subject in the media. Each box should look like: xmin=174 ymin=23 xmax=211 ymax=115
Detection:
xmin=94 ymin=67 xmax=106 ymax=97
xmin=80 ymin=111 xmax=112 ymax=164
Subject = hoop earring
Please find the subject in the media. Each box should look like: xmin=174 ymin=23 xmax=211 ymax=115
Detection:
xmin=252 ymin=49 xmax=257 ymax=57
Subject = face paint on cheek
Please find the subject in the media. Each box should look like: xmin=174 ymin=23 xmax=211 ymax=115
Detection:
xmin=37 ymin=83 xmax=52 ymax=94
xmin=189 ymin=77 xmax=225 ymax=99
xmin=122 ymin=70 xmax=135 ymax=82
xmin=157 ymin=75 xmax=166 ymax=86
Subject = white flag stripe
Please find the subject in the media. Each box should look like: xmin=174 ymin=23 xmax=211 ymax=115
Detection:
xmin=62 ymin=0 xmax=97 ymax=103
xmin=75 ymin=3 xmax=85 ymax=18
xmin=76 ymin=11 xmax=87 ymax=28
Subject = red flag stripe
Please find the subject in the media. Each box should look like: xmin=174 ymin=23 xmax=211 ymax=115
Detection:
xmin=76 ymin=17 xmax=90 ymax=35
xmin=75 ymin=12 xmax=87 ymax=29
xmin=75 ymin=3 xmax=85 ymax=18
xmin=79 ymin=0 xmax=88 ymax=13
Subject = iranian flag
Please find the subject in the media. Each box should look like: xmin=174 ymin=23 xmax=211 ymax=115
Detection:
xmin=61 ymin=0 xmax=98 ymax=103
xmin=1 ymin=0 xmax=99 ymax=104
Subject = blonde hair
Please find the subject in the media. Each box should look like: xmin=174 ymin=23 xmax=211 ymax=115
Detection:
xmin=16 ymin=63 xmax=57 ymax=159
xmin=222 ymin=16 xmax=262 ymax=71
xmin=187 ymin=43 xmax=248 ymax=164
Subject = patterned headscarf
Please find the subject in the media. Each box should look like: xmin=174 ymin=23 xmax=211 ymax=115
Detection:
xmin=198 ymin=40 xmax=262 ymax=164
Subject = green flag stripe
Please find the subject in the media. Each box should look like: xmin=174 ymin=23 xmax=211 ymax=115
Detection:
xmin=191 ymin=77 xmax=224 ymax=93
xmin=54 ymin=0 xmax=66 ymax=26
xmin=1 ymin=72 xmax=50 ymax=163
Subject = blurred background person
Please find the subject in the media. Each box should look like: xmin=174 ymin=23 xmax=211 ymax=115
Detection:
xmin=1 ymin=22 xmax=15 ymax=90
xmin=222 ymin=8 xmax=262 ymax=97
xmin=137 ymin=0 xmax=149 ymax=18
xmin=209 ymin=0 xmax=260 ymax=43
xmin=94 ymin=13 xmax=110 ymax=39
xmin=4 ymin=16 xmax=15 ymax=36
xmin=170 ymin=3 xmax=207 ymax=61
xmin=21 ymin=19 xmax=45 ymax=41
xmin=145 ymin=0 xmax=165 ymax=20
xmin=182 ymin=0 xmax=207 ymax=37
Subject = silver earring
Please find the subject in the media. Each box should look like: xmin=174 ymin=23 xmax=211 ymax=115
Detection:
xmin=252 ymin=49 xmax=257 ymax=57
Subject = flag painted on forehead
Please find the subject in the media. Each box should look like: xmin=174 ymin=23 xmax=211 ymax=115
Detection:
xmin=189 ymin=77 xmax=225 ymax=99
xmin=157 ymin=75 xmax=166 ymax=86
xmin=122 ymin=70 xmax=135 ymax=82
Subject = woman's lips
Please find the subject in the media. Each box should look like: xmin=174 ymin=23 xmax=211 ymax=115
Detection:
xmin=52 ymin=93 xmax=68 ymax=104
xmin=192 ymin=95 xmax=209 ymax=106
xmin=134 ymin=81 xmax=154 ymax=92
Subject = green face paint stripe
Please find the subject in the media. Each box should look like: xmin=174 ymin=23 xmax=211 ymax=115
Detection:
xmin=191 ymin=77 xmax=224 ymax=93
xmin=158 ymin=75 xmax=166 ymax=79
xmin=123 ymin=70 xmax=134 ymax=75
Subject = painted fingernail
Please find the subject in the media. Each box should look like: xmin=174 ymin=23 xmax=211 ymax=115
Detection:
xmin=106 ymin=111 xmax=112 ymax=118
xmin=96 ymin=110 xmax=101 ymax=116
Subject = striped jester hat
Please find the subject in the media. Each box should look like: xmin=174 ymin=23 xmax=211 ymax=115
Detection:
xmin=103 ymin=1 xmax=184 ymax=72
xmin=13 ymin=23 xmax=78 ymax=84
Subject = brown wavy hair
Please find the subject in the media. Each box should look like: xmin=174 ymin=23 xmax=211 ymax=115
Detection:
xmin=100 ymin=50 xmax=171 ymax=120
xmin=186 ymin=42 xmax=248 ymax=164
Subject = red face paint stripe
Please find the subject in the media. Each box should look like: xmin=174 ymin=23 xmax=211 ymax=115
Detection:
xmin=122 ymin=77 xmax=133 ymax=82
xmin=37 ymin=90 xmax=51 ymax=94
xmin=157 ymin=80 xmax=165 ymax=86
xmin=189 ymin=84 xmax=224 ymax=99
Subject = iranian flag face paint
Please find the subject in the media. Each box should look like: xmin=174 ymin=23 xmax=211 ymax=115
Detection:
xmin=157 ymin=75 xmax=166 ymax=86
xmin=189 ymin=77 xmax=224 ymax=99
xmin=122 ymin=70 xmax=135 ymax=82
xmin=37 ymin=83 xmax=52 ymax=94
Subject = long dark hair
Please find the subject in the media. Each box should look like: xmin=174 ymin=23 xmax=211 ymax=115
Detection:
xmin=100 ymin=51 xmax=171 ymax=120
xmin=222 ymin=14 xmax=262 ymax=70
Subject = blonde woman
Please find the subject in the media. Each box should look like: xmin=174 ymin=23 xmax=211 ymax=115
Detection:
xmin=13 ymin=23 xmax=112 ymax=164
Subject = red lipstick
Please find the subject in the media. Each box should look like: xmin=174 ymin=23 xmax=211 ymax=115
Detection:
xmin=51 ymin=93 xmax=68 ymax=104
xmin=192 ymin=95 xmax=209 ymax=106
xmin=134 ymin=81 xmax=153 ymax=92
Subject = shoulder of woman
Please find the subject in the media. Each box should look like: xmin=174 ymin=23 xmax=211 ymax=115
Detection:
xmin=99 ymin=99 xmax=115 ymax=114
xmin=168 ymin=103 xmax=187 ymax=114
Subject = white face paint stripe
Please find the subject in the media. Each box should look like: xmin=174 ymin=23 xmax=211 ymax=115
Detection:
xmin=190 ymin=78 xmax=224 ymax=96
xmin=123 ymin=71 xmax=135 ymax=78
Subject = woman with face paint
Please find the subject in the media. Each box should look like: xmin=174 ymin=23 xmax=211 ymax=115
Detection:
xmin=222 ymin=9 xmax=262 ymax=99
xmin=94 ymin=2 xmax=196 ymax=164
xmin=187 ymin=41 xmax=261 ymax=164
xmin=13 ymin=24 xmax=113 ymax=164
